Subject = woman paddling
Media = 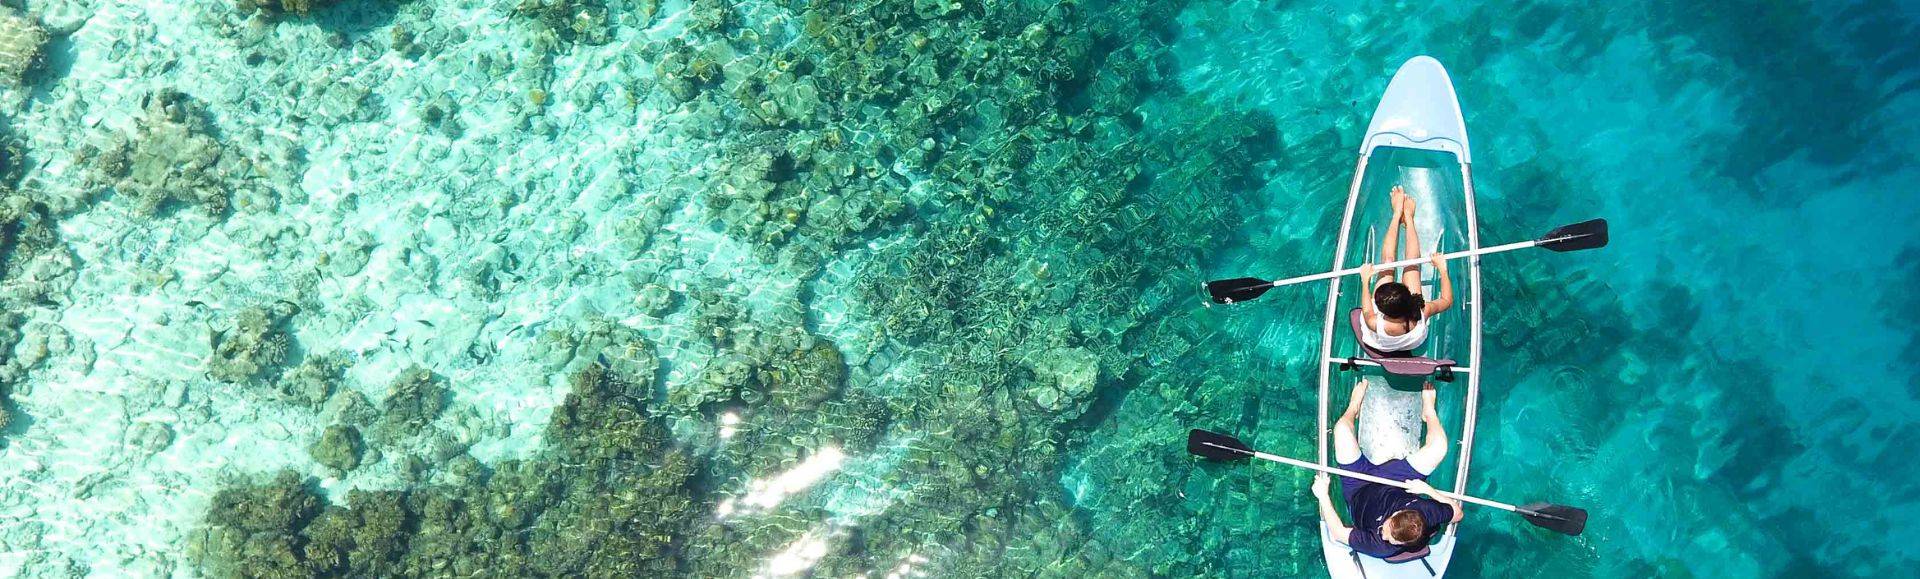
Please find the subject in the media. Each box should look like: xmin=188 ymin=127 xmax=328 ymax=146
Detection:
xmin=1358 ymin=185 xmax=1454 ymax=354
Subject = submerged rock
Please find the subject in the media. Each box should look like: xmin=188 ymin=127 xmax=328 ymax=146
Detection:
xmin=94 ymin=90 xmax=237 ymax=217
xmin=0 ymin=7 xmax=47 ymax=88
xmin=129 ymin=421 xmax=176 ymax=456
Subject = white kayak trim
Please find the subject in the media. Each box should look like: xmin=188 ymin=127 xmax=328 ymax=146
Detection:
xmin=1317 ymin=55 xmax=1481 ymax=579
xmin=1316 ymin=158 xmax=1368 ymax=466
xmin=1454 ymin=164 xmax=1486 ymax=506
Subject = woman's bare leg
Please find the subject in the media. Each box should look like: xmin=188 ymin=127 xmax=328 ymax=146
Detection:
xmin=1398 ymin=188 xmax=1425 ymax=295
xmin=1333 ymin=380 xmax=1368 ymax=465
xmin=1379 ymin=189 xmax=1404 ymax=287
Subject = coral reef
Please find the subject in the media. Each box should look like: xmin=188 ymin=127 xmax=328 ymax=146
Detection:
xmin=324 ymin=387 xmax=377 ymax=428
xmin=87 ymin=88 xmax=298 ymax=219
xmin=0 ymin=6 xmax=47 ymax=88
xmin=528 ymin=363 xmax=696 ymax=575
xmin=307 ymin=424 xmax=363 ymax=473
xmin=298 ymin=490 xmax=411 ymax=576
xmin=234 ymin=0 xmax=338 ymax=17
xmin=369 ymin=366 xmax=449 ymax=443
xmin=196 ymin=363 xmax=699 ymax=576
xmin=699 ymin=137 xmax=905 ymax=251
xmin=1025 ymin=346 xmax=1100 ymax=416
xmin=0 ymin=188 xmax=77 ymax=304
xmin=0 ymin=183 xmax=74 ymax=444
xmin=512 ymin=0 xmax=617 ymax=46
xmin=274 ymin=353 xmax=346 ymax=409
xmin=0 ymin=132 xmax=21 ymax=185
xmin=192 ymin=471 xmax=324 ymax=578
xmin=729 ymin=1 xmax=1274 ymax=573
xmin=92 ymin=90 xmax=234 ymax=216
xmin=666 ymin=290 xmax=852 ymax=430
xmin=523 ymin=318 xmax=661 ymax=393
xmin=207 ymin=302 xmax=298 ymax=383
xmin=190 ymin=0 xmax=1286 ymax=575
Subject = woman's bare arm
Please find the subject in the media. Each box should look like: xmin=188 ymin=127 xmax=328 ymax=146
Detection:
xmin=1359 ymin=263 xmax=1377 ymax=320
xmin=1424 ymin=253 xmax=1454 ymax=315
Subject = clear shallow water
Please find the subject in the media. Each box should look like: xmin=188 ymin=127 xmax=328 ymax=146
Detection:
xmin=0 ymin=0 xmax=1913 ymax=577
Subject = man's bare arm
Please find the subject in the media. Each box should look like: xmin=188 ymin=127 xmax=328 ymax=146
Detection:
xmin=1405 ymin=479 xmax=1465 ymax=523
xmin=1313 ymin=474 xmax=1352 ymax=543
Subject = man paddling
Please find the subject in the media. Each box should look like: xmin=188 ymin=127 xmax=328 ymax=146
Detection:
xmin=1311 ymin=380 xmax=1463 ymax=560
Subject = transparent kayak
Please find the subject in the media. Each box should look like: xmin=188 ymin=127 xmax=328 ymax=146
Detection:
xmin=1315 ymin=56 xmax=1482 ymax=579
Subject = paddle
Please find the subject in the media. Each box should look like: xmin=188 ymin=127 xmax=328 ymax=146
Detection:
xmin=1186 ymin=429 xmax=1588 ymax=536
xmin=1205 ymin=218 xmax=1608 ymax=305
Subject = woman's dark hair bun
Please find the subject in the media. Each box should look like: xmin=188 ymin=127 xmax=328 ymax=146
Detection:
xmin=1374 ymin=282 xmax=1425 ymax=323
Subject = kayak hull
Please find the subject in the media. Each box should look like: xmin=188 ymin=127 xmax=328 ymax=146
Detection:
xmin=1361 ymin=55 xmax=1471 ymax=163
xmin=1315 ymin=56 xmax=1482 ymax=579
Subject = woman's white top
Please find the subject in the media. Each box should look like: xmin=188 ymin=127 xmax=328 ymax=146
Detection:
xmin=1361 ymin=310 xmax=1429 ymax=353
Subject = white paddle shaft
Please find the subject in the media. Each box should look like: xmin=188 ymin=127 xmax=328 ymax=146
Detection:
xmin=1209 ymin=443 xmax=1521 ymax=513
xmin=1263 ymin=238 xmax=1540 ymax=289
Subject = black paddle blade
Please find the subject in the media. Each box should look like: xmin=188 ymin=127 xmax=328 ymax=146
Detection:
xmin=1538 ymin=219 xmax=1608 ymax=253
xmin=1518 ymin=503 xmax=1589 ymax=536
xmin=1205 ymin=278 xmax=1273 ymax=304
xmin=1187 ymin=429 xmax=1254 ymax=462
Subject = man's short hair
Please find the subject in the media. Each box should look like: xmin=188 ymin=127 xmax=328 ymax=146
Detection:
xmin=1385 ymin=509 xmax=1426 ymax=545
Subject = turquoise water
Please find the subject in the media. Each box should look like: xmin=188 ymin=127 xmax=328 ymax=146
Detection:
xmin=1164 ymin=0 xmax=1920 ymax=576
xmin=0 ymin=0 xmax=1914 ymax=577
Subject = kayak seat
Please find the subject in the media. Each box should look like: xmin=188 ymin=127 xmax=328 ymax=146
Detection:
xmin=1347 ymin=308 xmax=1456 ymax=377
xmin=1348 ymin=547 xmax=1439 ymax=578
xmin=1383 ymin=545 xmax=1432 ymax=564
